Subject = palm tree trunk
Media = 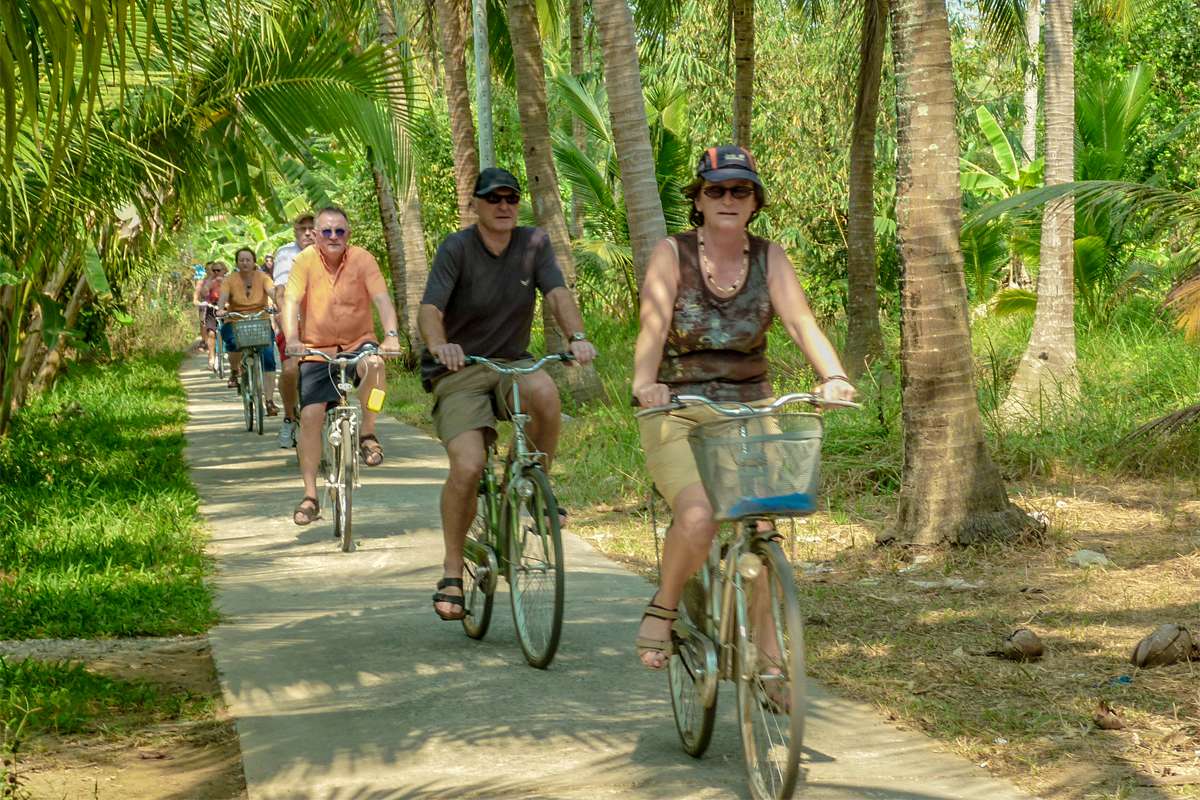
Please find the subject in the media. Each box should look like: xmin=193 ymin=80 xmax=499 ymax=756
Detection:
xmin=888 ymin=0 xmax=1030 ymax=546
xmin=473 ymin=0 xmax=496 ymax=168
xmin=1021 ymin=0 xmax=1040 ymax=164
xmin=376 ymin=0 xmax=430 ymax=368
xmin=32 ymin=272 xmax=90 ymax=395
xmin=591 ymin=0 xmax=668 ymax=291
xmin=434 ymin=0 xmax=481 ymax=226
xmin=507 ymin=0 xmax=604 ymax=403
xmin=371 ymin=164 xmax=412 ymax=361
xmin=844 ymin=0 xmax=887 ymax=380
xmin=1003 ymin=0 xmax=1077 ymax=415
xmin=569 ymin=0 xmax=586 ymax=238
xmin=10 ymin=251 xmax=75 ymax=410
xmin=401 ymin=189 xmax=430 ymax=350
xmin=732 ymin=0 xmax=754 ymax=147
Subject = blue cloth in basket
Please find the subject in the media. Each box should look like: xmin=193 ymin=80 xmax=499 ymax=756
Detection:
xmin=725 ymin=492 xmax=816 ymax=519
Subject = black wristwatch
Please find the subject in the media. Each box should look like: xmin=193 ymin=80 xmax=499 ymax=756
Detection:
xmin=569 ymin=331 xmax=588 ymax=342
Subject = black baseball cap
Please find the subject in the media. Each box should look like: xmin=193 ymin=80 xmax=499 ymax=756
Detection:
xmin=474 ymin=167 xmax=521 ymax=196
xmin=696 ymin=145 xmax=762 ymax=187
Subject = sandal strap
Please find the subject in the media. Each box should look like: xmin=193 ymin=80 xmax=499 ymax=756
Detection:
xmin=643 ymin=602 xmax=678 ymax=621
xmin=436 ymin=577 xmax=464 ymax=591
xmin=431 ymin=592 xmax=465 ymax=606
xmin=359 ymin=434 xmax=381 ymax=445
xmin=636 ymin=636 xmax=673 ymax=654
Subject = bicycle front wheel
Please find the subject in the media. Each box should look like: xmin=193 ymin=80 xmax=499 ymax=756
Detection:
xmin=333 ymin=416 xmax=354 ymax=552
xmin=240 ymin=368 xmax=253 ymax=431
xmin=735 ymin=538 xmax=806 ymax=800
xmin=505 ymin=467 xmax=564 ymax=669
xmin=251 ymin=357 xmax=265 ymax=435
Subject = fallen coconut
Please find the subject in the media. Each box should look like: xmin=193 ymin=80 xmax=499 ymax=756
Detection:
xmin=986 ymin=628 xmax=1045 ymax=662
xmin=1130 ymin=624 xmax=1198 ymax=669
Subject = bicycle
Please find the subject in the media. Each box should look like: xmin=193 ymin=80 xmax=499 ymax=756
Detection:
xmin=457 ymin=353 xmax=573 ymax=669
xmin=635 ymin=392 xmax=857 ymax=800
xmin=301 ymin=344 xmax=385 ymax=553
xmin=224 ymin=310 xmax=274 ymax=435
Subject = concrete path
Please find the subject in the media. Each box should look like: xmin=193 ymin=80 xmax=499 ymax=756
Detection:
xmin=182 ymin=357 xmax=1034 ymax=800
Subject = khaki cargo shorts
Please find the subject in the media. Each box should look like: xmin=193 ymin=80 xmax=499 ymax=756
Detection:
xmin=638 ymin=397 xmax=776 ymax=508
xmin=431 ymin=359 xmax=532 ymax=445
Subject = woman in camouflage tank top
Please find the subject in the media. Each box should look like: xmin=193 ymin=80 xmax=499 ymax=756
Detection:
xmin=631 ymin=145 xmax=856 ymax=670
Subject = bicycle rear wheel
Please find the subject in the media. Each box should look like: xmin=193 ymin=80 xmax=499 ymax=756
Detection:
xmin=735 ymin=537 xmax=806 ymax=800
xmin=505 ymin=467 xmax=564 ymax=669
xmin=669 ymin=567 xmax=719 ymax=757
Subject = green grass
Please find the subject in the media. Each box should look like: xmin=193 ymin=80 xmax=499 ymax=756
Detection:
xmin=0 ymin=657 xmax=211 ymax=738
xmin=0 ymin=351 xmax=216 ymax=639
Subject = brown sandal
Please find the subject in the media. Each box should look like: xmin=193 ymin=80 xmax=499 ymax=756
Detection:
xmin=359 ymin=434 xmax=383 ymax=467
xmin=635 ymin=597 xmax=678 ymax=670
xmin=293 ymin=496 xmax=319 ymax=526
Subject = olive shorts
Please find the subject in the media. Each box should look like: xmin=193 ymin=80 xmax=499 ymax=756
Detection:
xmin=431 ymin=359 xmax=532 ymax=445
xmin=638 ymin=397 xmax=776 ymax=508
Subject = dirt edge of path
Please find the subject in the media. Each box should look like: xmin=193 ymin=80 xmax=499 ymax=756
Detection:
xmin=2 ymin=635 xmax=247 ymax=800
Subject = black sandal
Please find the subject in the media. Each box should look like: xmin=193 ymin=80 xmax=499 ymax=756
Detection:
xmin=293 ymin=496 xmax=319 ymax=526
xmin=432 ymin=577 xmax=467 ymax=621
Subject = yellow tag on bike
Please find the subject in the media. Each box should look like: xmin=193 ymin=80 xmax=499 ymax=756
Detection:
xmin=366 ymin=387 xmax=386 ymax=413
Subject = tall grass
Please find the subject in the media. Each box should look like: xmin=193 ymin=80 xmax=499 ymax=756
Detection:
xmin=387 ymin=299 xmax=1200 ymax=514
xmin=0 ymin=352 xmax=216 ymax=638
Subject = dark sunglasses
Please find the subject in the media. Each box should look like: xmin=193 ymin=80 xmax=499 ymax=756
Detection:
xmin=702 ymin=185 xmax=755 ymax=200
xmin=481 ymin=193 xmax=520 ymax=206
xmin=319 ymin=227 xmax=348 ymax=239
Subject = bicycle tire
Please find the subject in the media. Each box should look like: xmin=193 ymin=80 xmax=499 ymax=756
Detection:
xmin=216 ymin=336 xmax=225 ymax=379
xmin=735 ymin=538 xmax=806 ymax=800
xmin=505 ymin=467 xmax=564 ymax=669
xmin=334 ymin=416 xmax=354 ymax=552
xmin=251 ymin=356 xmax=265 ymax=435
xmin=241 ymin=366 xmax=253 ymax=432
xmin=669 ymin=567 xmax=719 ymax=757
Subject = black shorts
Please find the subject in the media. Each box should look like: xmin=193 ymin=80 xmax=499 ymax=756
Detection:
xmin=298 ymin=344 xmax=375 ymax=409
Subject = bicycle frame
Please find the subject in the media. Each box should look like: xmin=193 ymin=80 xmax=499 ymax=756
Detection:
xmin=303 ymin=347 xmax=378 ymax=494
xmin=460 ymin=353 xmax=571 ymax=570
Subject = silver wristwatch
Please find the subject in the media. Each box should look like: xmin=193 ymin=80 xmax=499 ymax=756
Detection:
xmin=569 ymin=331 xmax=588 ymax=342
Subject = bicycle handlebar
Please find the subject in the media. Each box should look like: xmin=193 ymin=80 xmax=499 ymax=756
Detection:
xmin=634 ymin=391 xmax=860 ymax=418
xmin=464 ymin=353 xmax=574 ymax=375
xmin=301 ymin=343 xmax=383 ymax=367
xmin=220 ymin=309 xmax=273 ymax=320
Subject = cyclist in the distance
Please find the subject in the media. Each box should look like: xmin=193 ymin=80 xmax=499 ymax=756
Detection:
xmin=217 ymin=247 xmax=278 ymax=409
xmin=194 ymin=262 xmax=225 ymax=371
xmin=282 ymin=206 xmax=402 ymax=526
xmin=417 ymin=167 xmax=596 ymax=621
xmin=631 ymin=145 xmax=856 ymax=670
xmin=273 ymin=213 xmax=316 ymax=448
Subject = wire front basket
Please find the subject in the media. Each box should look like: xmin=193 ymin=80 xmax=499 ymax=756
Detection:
xmin=687 ymin=411 xmax=823 ymax=521
xmin=230 ymin=317 xmax=273 ymax=350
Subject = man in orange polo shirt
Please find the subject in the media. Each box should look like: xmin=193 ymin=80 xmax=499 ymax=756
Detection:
xmin=282 ymin=206 xmax=402 ymax=526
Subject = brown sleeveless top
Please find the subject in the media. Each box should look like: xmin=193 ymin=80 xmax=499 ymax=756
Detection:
xmin=657 ymin=230 xmax=774 ymax=402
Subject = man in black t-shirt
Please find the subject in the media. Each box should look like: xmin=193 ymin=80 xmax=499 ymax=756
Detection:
xmin=418 ymin=167 xmax=597 ymax=621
